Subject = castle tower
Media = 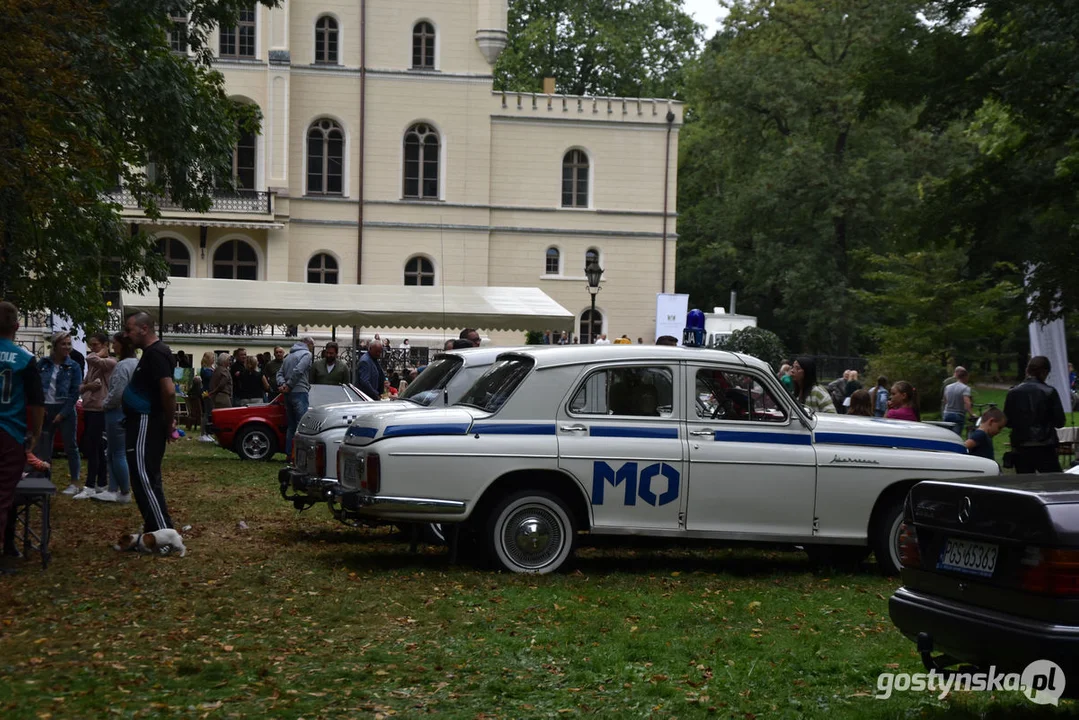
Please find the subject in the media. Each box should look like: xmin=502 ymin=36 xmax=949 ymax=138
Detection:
xmin=475 ymin=0 xmax=508 ymax=64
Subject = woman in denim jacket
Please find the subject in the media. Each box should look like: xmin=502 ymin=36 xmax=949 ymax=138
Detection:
xmin=35 ymin=332 xmax=83 ymax=495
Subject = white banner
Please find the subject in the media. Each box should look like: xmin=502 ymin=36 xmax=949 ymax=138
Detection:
xmin=655 ymin=293 xmax=689 ymax=345
xmin=1029 ymin=316 xmax=1070 ymax=416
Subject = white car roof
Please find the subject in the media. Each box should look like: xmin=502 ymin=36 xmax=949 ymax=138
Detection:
xmin=491 ymin=344 xmax=766 ymax=372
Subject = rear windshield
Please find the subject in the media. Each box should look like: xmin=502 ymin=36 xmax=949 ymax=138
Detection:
xmin=456 ymin=357 xmax=534 ymax=413
xmin=400 ymin=355 xmax=463 ymax=407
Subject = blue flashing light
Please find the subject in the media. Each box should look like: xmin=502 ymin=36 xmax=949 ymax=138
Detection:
xmin=683 ymin=308 xmax=706 ymax=347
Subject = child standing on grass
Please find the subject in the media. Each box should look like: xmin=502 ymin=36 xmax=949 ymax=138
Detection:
xmin=886 ymin=381 xmax=921 ymax=421
xmin=965 ymin=407 xmax=1006 ymax=462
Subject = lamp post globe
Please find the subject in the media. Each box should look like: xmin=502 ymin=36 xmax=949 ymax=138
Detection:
xmin=584 ymin=260 xmax=603 ymax=344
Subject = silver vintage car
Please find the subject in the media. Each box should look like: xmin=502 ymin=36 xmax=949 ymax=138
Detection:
xmin=279 ymin=347 xmax=505 ymax=526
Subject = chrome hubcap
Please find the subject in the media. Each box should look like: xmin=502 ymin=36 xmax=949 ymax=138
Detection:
xmin=501 ymin=505 xmax=563 ymax=570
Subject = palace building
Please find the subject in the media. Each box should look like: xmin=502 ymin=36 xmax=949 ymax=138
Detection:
xmin=122 ymin=0 xmax=682 ymax=346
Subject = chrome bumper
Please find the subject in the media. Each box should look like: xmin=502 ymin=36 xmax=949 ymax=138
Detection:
xmin=338 ymin=491 xmax=467 ymax=516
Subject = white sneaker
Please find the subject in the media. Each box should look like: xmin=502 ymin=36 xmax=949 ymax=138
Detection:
xmin=116 ymin=492 xmax=132 ymax=504
xmin=199 ymin=435 xmax=216 ymax=443
xmin=72 ymin=486 xmax=101 ymax=500
xmin=62 ymin=484 xmax=79 ymax=495
xmin=92 ymin=490 xmax=118 ymax=503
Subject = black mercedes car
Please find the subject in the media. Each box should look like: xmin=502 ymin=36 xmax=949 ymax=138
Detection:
xmin=889 ymin=475 xmax=1079 ymax=698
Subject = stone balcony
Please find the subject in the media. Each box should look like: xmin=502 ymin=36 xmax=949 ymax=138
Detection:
xmin=112 ymin=188 xmax=282 ymax=230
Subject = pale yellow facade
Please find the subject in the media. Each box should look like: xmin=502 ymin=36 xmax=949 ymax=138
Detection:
xmin=125 ymin=0 xmax=681 ymax=348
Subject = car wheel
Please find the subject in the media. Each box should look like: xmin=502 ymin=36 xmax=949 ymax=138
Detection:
xmin=872 ymin=496 xmax=905 ymax=576
xmin=487 ymin=490 xmax=575 ymax=574
xmin=236 ymin=425 xmax=277 ymax=462
xmin=804 ymin=544 xmax=871 ymax=570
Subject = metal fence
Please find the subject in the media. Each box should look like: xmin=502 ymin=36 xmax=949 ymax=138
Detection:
xmin=811 ymin=356 xmax=869 ymax=382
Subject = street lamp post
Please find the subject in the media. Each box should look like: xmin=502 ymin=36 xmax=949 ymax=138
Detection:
xmin=584 ymin=260 xmax=603 ymax=344
xmin=157 ymin=278 xmax=169 ymax=340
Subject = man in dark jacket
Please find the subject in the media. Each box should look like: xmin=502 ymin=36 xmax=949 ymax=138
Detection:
xmin=1004 ymin=356 xmax=1067 ymax=474
xmin=355 ymin=341 xmax=386 ymax=399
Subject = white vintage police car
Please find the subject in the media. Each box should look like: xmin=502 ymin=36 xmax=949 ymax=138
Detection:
xmin=280 ymin=347 xmax=506 ymax=521
xmin=334 ymin=346 xmax=1000 ymax=574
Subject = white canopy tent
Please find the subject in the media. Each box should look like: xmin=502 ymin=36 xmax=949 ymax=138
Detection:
xmin=120 ymin=277 xmax=575 ymax=332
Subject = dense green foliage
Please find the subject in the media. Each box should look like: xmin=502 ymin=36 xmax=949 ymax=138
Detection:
xmin=0 ymin=0 xmax=273 ymax=328
xmin=676 ymin=0 xmax=1077 ymax=375
xmin=495 ymin=0 xmax=702 ymax=98
xmin=714 ymin=326 xmax=787 ymax=370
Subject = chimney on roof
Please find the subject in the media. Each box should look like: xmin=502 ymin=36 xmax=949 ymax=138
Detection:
xmin=542 ymin=77 xmax=556 ymax=95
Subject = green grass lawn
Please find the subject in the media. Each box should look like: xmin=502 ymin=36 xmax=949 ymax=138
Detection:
xmin=1 ymin=442 xmax=1074 ymax=719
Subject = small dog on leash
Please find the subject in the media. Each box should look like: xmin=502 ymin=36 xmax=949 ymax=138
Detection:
xmin=114 ymin=528 xmax=187 ymax=557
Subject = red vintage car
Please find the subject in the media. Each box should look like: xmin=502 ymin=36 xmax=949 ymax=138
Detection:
xmin=210 ymin=384 xmax=371 ymax=461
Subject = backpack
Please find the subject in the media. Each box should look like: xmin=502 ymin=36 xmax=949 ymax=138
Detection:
xmin=826 ymin=378 xmax=847 ymax=414
xmin=874 ymin=386 xmax=890 ymax=415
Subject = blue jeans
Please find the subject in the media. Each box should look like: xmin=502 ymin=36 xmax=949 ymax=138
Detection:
xmin=36 ymin=404 xmax=80 ymax=484
xmin=942 ymin=411 xmax=965 ymax=436
xmin=284 ymin=391 xmax=309 ymax=456
xmin=105 ymin=408 xmax=130 ymax=494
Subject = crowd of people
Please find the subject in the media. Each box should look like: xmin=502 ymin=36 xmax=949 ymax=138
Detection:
xmin=0 ymin=302 xmax=186 ymax=567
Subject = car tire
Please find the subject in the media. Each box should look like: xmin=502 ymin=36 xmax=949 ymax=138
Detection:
xmin=235 ymin=425 xmax=278 ymax=462
xmin=871 ymin=496 xmax=906 ymax=576
xmin=804 ymin=544 xmax=871 ymax=570
xmin=486 ymin=490 xmax=576 ymax=574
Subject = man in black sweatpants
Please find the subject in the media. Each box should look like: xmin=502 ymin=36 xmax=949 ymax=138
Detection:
xmin=121 ymin=312 xmax=178 ymax=538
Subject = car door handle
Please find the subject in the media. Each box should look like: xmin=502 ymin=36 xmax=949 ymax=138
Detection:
xmin=690 ymin=430 xmax=715 ymax=437
xmin=559 ymin=425 xmax=588 ymax=433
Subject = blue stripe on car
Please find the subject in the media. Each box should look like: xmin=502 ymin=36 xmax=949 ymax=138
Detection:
xmin=383 ymin=423 xmax=472 ymax=438
xmin=345 ymin=426 xmax=378 ymax=439
xmin=815 ymin=432 xmax=965 ymax=454
xmin=471 ymin=423 xmax=556 ymax=435
xmin=712 ymin=431 xmax=812 ymax=445
xmin=590 ymin=426 xmax=679 ymax=439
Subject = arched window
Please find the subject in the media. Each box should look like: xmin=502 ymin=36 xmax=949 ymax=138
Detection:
xmin=403 ymin=123 xmax=439 ymax=199
xmin=562 ymin=149 xmax=589 ymax=208
xmin=412 ymin=21 xmax=435 ymax=69
xmin=213 ymin=239 xmax=258 ymax=280
xmin=156 ymin=237 xmax=191 ymax=277
xmin=404 ymin=256 xmax=435 ymax=286
xmin=315 ymin=16 xmax=338 ymax=64
xmin=307 ymin=119 xmax=344 ymax=195
xmin=580 ymin=309 xmax=603 ymax=344
xmin=585 ymin=247 xmax=599 ymax=268
xmin=545 ymin=247 xmax=560 ymax=275
xmin=232 ymin=125 xmax=256 ymax=190
xmin=307 ymin=253 xmax=339 ymax=284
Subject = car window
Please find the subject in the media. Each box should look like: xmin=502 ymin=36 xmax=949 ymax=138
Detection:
xmin=309 ymin=384 xmax=351 ymax=406
xmin=569 ymin=366 xmax=673 ymax=418
xmin=694 ymin=369 xmax=787 ymax=423
xmin=456 ymin=357 xmax=533 ymax=413
xmin=400 ymin=355 xmax=463 ymax=407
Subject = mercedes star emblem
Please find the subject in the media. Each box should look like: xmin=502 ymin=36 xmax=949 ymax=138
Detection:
xmin=958 ymin=496 xmax=972 ymax=524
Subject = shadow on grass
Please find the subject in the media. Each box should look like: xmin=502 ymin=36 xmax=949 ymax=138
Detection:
xmin=312 ymin=534 xmax=892 ymax=581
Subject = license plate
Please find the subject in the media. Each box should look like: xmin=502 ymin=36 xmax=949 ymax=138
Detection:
xmin=937 ymin=538 xmax=999 ymax=577
xmin=342 ymin=457 xmax=359 ymax=487
xmin=294 ymin=448 xmax=307 ymax=470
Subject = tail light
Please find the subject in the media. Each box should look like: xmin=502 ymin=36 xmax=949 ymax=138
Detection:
xmin=363 ymin=453 xmax=380 ymax=494
xmin=1021 ymin=548 xmax=1079 ymax=596
xmin=898 ymin=522 xmax=920 ymax=569
xmin=314 ymin=442 xmax=326 ymax=477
